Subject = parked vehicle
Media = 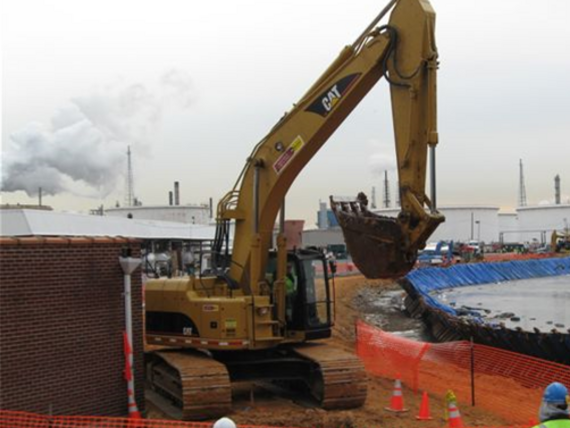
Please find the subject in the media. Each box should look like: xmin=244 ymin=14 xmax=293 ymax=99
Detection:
xmin=417 ymin=241 xmax=456 ymax=267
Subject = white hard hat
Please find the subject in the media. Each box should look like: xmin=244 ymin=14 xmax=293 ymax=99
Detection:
xmin=213 ymin=417 xmax=237 ymax=428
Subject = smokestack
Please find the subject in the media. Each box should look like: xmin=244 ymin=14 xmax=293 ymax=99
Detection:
xmin=174 ymin=181 xmax=180 ymax=206
xmin=318 ymin=201 xmax=328 ymax=229
xmin=38 ymin=187 xmax=42 ymax=207
xmin=209 ymin=197 xmax=213 ymax=218
xmin=169 ymin=191 xmax=173 ymax=206
xmin=555 ymin=174 xmax=561 ymax=205
xmin=383 ymin=170 xmax=391 ymax=208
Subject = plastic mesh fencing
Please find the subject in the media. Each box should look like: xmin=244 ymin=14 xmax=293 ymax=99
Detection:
xmin=0 ymin=410 xmax=210 ymax=428
xmin=356 ymin=321 xmax=570 ymax=425
xmin=0 ymin=410 xmax=532 ymax=428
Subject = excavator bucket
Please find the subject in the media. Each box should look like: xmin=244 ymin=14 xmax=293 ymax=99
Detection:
xmin=330 ymin=193 xmax=415 ymax=279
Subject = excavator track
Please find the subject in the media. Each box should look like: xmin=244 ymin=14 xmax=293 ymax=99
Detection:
xmin=292 ymin=343 xmax=368 ymax=409
xmin=146 ymin=350 xmax=231 ymax=420
xmin=146 ymin=344 xmax=367 ymax=419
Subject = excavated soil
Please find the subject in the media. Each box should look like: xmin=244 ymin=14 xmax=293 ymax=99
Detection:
xmin=147 ymin=276 xmax=508 ymax=428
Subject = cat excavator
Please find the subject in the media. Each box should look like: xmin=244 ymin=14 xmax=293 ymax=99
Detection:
xmin=145 ymin=0 xmax=444 ymax=419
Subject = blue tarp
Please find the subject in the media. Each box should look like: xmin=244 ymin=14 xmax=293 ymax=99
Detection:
xmin=405 ymin=257 xmax=570 ymax=316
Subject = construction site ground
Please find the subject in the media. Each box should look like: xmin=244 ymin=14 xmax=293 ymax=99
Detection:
xmin=147 ymin=275 xmax=508 ymax=428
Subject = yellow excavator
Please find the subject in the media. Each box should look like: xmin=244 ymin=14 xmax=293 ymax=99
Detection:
xmin=551 ymin=230 xmax=570 ymax=253
xmin=145 ymin=0 xmax=444 ymax=419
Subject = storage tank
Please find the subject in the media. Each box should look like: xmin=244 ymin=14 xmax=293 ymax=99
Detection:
xmin=516 ymin=204 xmax=570 ymax=243
xmin=373 ymin=206 xmax=500 ymax=243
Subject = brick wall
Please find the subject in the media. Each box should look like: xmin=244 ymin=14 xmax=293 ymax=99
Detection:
xmin=0 ymin=237 xmax=144 ymax=417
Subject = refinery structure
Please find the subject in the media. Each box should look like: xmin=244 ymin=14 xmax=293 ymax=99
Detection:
xmin=1 ymin=0 xmax=570 ymax=427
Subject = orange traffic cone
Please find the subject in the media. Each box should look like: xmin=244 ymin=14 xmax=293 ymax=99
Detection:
xmin=447 ymin=401 xmax=464 ymax=428
xmin=123 ymin=331 xmax=142 ymax=420
xmin=416 ymin=391 xmax=433 ymax=420
xmin=385 ymin=375 xmax=409 ymax=412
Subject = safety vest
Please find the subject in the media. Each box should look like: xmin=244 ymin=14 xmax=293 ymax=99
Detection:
xmin=534 ymin=419 xmax=570 ymax=428
xmin=285 ymin=275 xmax=296 ymax=294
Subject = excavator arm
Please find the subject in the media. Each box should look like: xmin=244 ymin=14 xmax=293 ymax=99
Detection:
xmin=215 ymin=0 xmax=444 ymax=290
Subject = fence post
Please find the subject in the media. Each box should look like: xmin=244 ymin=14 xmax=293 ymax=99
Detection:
xmin=413 ymin=342 xmax=431 ymax=393
xmin=470 ymin=337 xmax=475 ymax=406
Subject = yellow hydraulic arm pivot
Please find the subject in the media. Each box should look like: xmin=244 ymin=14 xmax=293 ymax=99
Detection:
xmin=214 ymin=0 xmax=444 ymax=291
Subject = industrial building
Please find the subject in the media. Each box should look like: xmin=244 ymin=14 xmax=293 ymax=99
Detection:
xmin=307 ymin=201 xmax=570 ymax=247
xmin=0 ymin=236 xmax=145 ymax=417
xmin=514 ymin=204 xmax=570 ymax=243
xmin=0 ymin=207 xmax=223 ymax=417
xmin=104 ymin=180 xmax=213 ymax=225
xmin=1 ymin=209 xmax=216 ymax=240
xmin=105 ymin=204 xmax=211 ymax=225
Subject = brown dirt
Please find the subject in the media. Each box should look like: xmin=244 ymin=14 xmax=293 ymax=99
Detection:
xmin=147 ymin=275 xmax=509 ymax=428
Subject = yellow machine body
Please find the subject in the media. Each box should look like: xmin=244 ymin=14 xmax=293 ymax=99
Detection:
xmin=145 ymin=0 xmax=444 ymax=419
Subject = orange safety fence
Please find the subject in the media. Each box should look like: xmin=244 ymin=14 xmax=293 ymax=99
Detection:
xmin=0 ymin=410 xmax=532 ymax=428
xmin=356 ymin=321 xmax=570 ymax=425
xmin=0 ymin=410 xmax=202 ymax=428
xmin=482 ymin=253 xmax=555 ymax=262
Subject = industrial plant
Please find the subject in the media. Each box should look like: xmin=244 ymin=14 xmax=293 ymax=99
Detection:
xmin=1 ymin=0 xmax=569 ymax=428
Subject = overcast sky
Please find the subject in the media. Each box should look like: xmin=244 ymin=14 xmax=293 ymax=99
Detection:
xmin=2 ymin=0 xmax=570 ymax=226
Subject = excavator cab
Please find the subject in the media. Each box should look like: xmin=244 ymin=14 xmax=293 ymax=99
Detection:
xmin=266 ymin=249 xmax=333 ymax=340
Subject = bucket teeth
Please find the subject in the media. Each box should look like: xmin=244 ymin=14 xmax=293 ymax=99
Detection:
xmin=330 ymin=193 xmax=415 ymax=279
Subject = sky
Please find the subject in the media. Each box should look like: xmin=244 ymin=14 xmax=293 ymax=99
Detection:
xmin=2 ymin=0 xmax=570 ymax=227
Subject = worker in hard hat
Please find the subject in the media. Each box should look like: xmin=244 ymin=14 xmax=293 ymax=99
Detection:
xmin=213 ymin=417 xmax=237 ymax=428
xmin=533 ymin=382 xmax=570 ymax=428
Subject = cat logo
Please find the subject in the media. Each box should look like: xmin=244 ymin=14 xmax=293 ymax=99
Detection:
xmin=305 ymin=73 xmax=361 ymax=117
xmin=322 ymin=85 xmax=342 ymax=112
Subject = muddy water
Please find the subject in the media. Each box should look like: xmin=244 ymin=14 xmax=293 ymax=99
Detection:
xmin=355 ymin=286 xmax=434 ymax=341
xmin=433 ymin=275 xmax=570 ymax=332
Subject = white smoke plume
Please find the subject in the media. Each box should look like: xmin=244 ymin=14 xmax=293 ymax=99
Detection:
xmin=1 ymin=69 xmax=195 ymax=197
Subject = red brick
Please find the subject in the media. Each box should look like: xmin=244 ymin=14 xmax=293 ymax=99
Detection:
xmin=0 ymin=241 xmax=144 ymax=417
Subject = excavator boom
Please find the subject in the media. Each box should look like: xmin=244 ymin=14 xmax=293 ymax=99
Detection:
xmin=216 ymin=0 xmax=443 ymax=288
xmin=145 ymin=0 xmax=445 ymax=419
xmin=332 ymin=0 xmax=444 ymax=278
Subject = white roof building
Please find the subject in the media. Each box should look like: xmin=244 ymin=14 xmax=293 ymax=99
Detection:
xmin=105 ymin=204 xmax=211 ymax=225
xmin=0 ymin=209 xmax=216 ymax=240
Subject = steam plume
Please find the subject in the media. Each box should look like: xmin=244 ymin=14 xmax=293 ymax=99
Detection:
xmin=1 ymin=69 xmax=195 ymax=198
